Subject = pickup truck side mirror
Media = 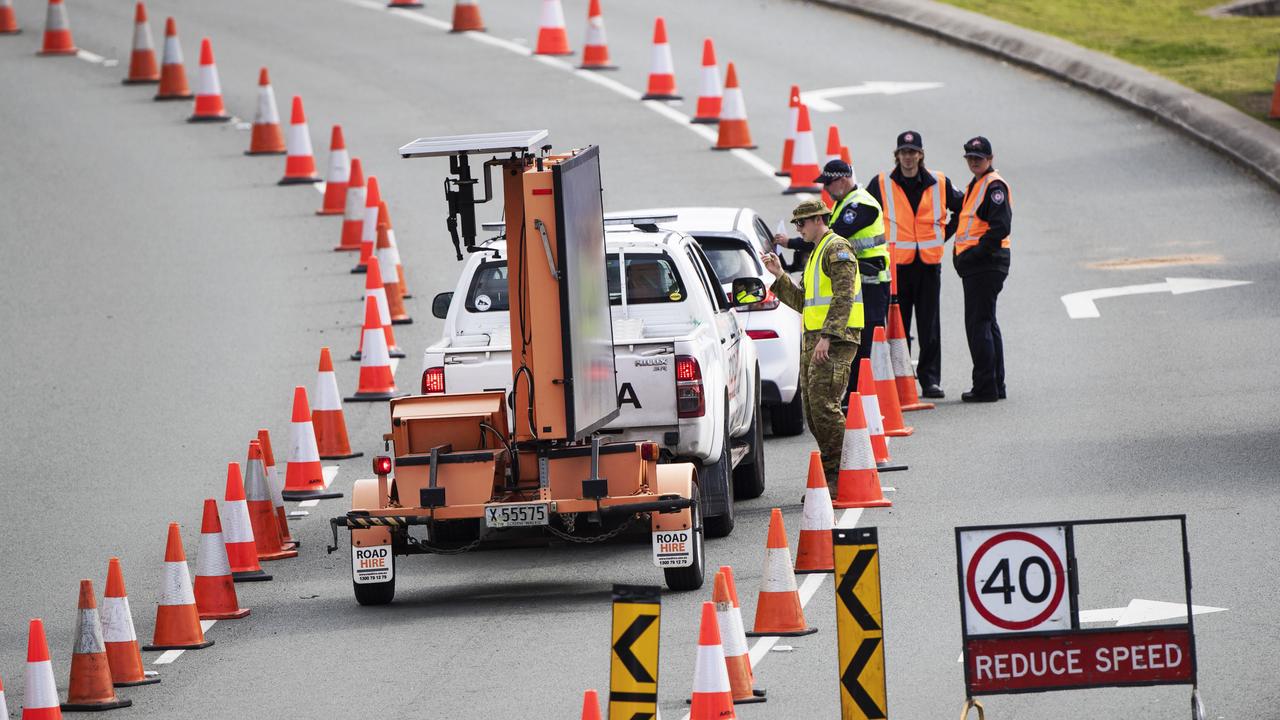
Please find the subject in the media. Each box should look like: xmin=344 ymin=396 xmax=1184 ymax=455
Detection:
xmin=432 ymin=292 xmax=454 ymax=319
xmin=730 ymin=277 xmax=767 ymax=306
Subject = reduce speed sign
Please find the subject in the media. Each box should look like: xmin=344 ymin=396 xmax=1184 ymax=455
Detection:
xmin=959 ymin=526 xmax=1071 ymax=635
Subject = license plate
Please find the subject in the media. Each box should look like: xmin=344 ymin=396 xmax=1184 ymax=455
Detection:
xmin=485 ymin=502 xmax=549 ymax=528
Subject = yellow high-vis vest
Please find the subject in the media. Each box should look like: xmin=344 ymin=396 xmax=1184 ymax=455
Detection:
xmin=802 ymin=231 xmax=864 ymax=332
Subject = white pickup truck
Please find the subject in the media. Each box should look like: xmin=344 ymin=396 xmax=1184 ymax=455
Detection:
xmin=423 ymin=224 xmax=765 ymax=538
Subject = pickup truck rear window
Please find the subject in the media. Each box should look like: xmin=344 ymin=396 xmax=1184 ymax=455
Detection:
xmin=465 ymin=254 xmax=686 ymax=313
xmin=465 ymin=262 xmax=510 ymax=313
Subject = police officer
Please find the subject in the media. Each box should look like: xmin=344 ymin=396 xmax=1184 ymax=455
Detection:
xmin=951 ymin=136 xmax=1011 ymax=402
xmin=762 ymin=200 xmax=862 ymax=488
xmin=866 ymin=131 xmax=963 ymax=399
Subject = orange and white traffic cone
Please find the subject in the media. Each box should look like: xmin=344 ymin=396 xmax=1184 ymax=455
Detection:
xmin=352 ymin=175 xmax=381 ymax=273
xmin=0 ymin=670 xmax=7 ymax=718
xmin=23 ymin=620 xmax=63 ymax=718
xmin=257 ymin=428 xmax=299 ymax=549
xmin=579 ymin=689 xmax=601 ymax=720
xmin=62 ymin=580 xmax=132 ymax=711
xmin=122 ymin=3 xmax=158 ymax=84
xmin=317 ymin=124 xmax=350 ymax=215
xmin=388 ymin=0 xmax=422 ymax=8
xmin=578 ymin=0 xmax=614 ymax=70
xmin=783 ymin=104 xmax=821 ymax=194
xmin=872 ymin=325 xmax=913 ymax=436
xmin=689 ymin=601 xmax=737 ymax=720
xmin=858 ymin=359 xmax=906 ymax=473
xmin=194 ymin=498 xmax=251 ymax=619
xmin=714 ymin=571 xmax=765 ymax=705
xmin=279 ymin=96 xmax=322 ymax=184
xmin=221 ymin=463 xmax=273 ymax=581
xmin=1270 ymin=52 xmax=1280 ymax=120
xmin=143 ymin=523 xmax=216 ymax=650
xmin=641 ymin=17 xmax=680 ymax=100
xmin=378 ymin=203 xmax=412 ymax=324
xmin=387 ymin=211 xmax=411 ymax=298
xmin=888 ymin=304 xmax=934 ymax=411
xmin=154 ymin=18 xmax=192 ymax=100
xmin=336 ymin=157 xmax=365 ymax=252
xmin=820 ymin=125 xmax=844 ymax=206
xmin=314 ymin=347 xmax=361 ymax=459
xmin=245 ymin=441 xmax=298 ymax=561
xmin=691 ymin=39 xmax=721 ymax=124
xmin=712 ymin=62 xmax=755 ymax=150
xmin=746 ymin=508 xmax=817 ymax=637
xmin=794 ymin=452 xmax=835 ymax=573
xmin=346 ymin=296 xmax=404 ymax=402
xmin=833 ymin=393 xmax=892 ymax=509
xmin=37 ymin=0 xmax=75 ymax=55
xmin=534 ymin=0 xmax=571 ymax=55
xmin=451 ymin=0 xmax=485 ymax=32
xmin=284 ymin=387 xmax=343 ymax=500
xmin=718 ymin=567 xmax=763 ymax=697
xmin=101 ymin=559 xmax=160 ymax=687
xmin=0 ymin=0 xmax=20 ymax=35
xmin=352 ymin=255 xmax=405 ymax=360
xmin=245 ymin=68 xmax=285 ymax=155
xmin=776 ymin=86 xmax=800 ymax=177
xmin=188 ymin=38 xmax=229 ymax=123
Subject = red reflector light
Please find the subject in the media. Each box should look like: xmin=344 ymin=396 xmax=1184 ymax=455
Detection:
xmin=746 ymin=329 xmax=779 ymax=340
xmin=531 ymin=188 xmax=553 ymax=196
xmin=373 ymin=456 xmax=393 ymax=476
xmin=640 ymin=442 xmax=660 ymax=461
xmin=422 ymin=367 xmax=445 ymax=394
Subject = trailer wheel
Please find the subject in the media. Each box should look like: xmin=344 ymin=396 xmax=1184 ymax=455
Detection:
xmin=663 ymin=483 xmax=705 ymax=592
xmin=352 ymin=554 xmax=396 ymax=606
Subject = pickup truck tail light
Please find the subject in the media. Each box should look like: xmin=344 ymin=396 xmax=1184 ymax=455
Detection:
xmin=746 ymin=329 xmax=779 ymax=340
xmin=421 ymin=366 xmax=445 ymax=394
xmin=675 ymin=355 xmax=705 ymax=418
xmin=738 ymin=289 xmax=780 ymax=311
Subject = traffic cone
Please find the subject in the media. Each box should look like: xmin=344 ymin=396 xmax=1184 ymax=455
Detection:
xmin=858 ymin=359 xmax=906 ymax=473
xmin=641 ymin=17 xmax=680 ymax=101
xmin=832 ymin=393 xmax=891 ymax=509
xmin=378 ymin=203 xmax=412 ymax=324
xmin=783 ymin=104 xmax=821 ymax=194
xmin=61 ymin=581 xmax=132 ymax=711
xmin=314 ymin=347 xmax=361 ymax=459
xmin=346 ymin=297 xmax=404 ymax=402
xmin=143 ymin=523 xmax=215 ymax=650
xmin=1270 ymin=53 xmax=1280 ymax=120
xmin=284 ymin=387 xmax=342 ymax=500
xmin=352 ymin=175 xmax=381 ymax=273
xmin=691 ymin=39 xmax=721 ymax=124
xmin=245 ymin=441 xmax=298 ymax=560
xmin=245 ymin=68 xmax=286 ymax=155
xmin=872 ymin=325 xmax=913 ymax=436
xmin=821 ymin=125 xmax=843 ymax=206
xmin=336 ymin=157 xmax=365 ymax=251
xmin=257 ymin=428 xmax=299 ymax=549
xmin=221 ymin=463 xmax=273 ymax=581
xmin=888 ymin=304 xmax=934 ymax=411
xmin=794 ymin=452 xmax=834 ymax=573
xmin=352 ymin=255 xmax=404 ymax=360
xmin=578 ymin=0 xmax=614 ymax=70
xmin=279 ymin=96 xmax=322 ymax=184
xmin=534 ymin=0 xmax=571 ymax=55
xmin=712 ymin=62 xmax=755 ymax=150
xmin=579 ymin=689 xmax=601 ymax=720
xmin=718 ymin=567 xmax=763 ymax=695
xmin=37 ymin=0 xmax=75 ymax=55
xmin=714 ymin=571 xmax=764 ymax=704
xmin=0 ymin=0 xmax=20 ymax=35
xmin=23 ymin=620 xmax=63 ymax=719
xmin=451 ymin=0 xmax=485 ymax=32
xmin=317 ymin=125 xmax=350 ymax=215
xmin=188 ymin=38 xmax=230 ymax=123
xmin=194 ymin=498 xmax=251 ymax=619
xmin=0 ymin=670 xmax=7 ymax=719
xmin=746 ymin=509 xmax=817 ymax=637
xmin=122 ymin=3 xmax=158 ymax=84
xmin=388 ymin=0 xmax=422 ymax=8
xmin=775 ymin=86 xmax=799 ymax=177
xmin=154 ymin=18 xmax=192 ymax=101
xmin=387 ymin=212 xmax=411 ymax=298
xmin=689 ymin=601 xmax=736 ymax=720
xmin=101 ymin=559 xmax=159 ymax=687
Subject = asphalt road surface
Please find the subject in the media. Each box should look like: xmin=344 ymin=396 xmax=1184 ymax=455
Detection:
xmin=2 ymin=0 xmax=1278 ymax=718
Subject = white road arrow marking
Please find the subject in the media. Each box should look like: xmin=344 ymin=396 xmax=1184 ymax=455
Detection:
xmin=800 ymin=82 xmax=943 ymax=112
xmin=1061 ymin=277 xmax=1251 ymax=319
xmin=1079 ymin=598 xmax=1227 ymax=627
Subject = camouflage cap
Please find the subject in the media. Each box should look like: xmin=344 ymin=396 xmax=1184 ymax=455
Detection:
xmin=790 ymin=199 xmax=829 ymax=223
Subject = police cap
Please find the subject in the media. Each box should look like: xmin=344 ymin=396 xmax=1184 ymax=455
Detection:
xmin=813 ymin=159 xmax=853 ymax=186
xmin=896 ymin=130 xmax=923 ymax=152
xmin=790 ymin=199 xmax=829 ymax=223
xmin=963 ymin=136 xmax=993 ymax=158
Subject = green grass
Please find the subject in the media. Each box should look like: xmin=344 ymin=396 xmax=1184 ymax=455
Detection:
xmin=937 ymin=0 xmax=1280 ymax=125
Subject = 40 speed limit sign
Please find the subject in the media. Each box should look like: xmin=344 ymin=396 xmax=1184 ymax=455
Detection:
xmin=958 ymin=525 xmax=1072 ymax=635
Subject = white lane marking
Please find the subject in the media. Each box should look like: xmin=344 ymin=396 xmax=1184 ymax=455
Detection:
xmin=314 ymin=181 xmax=326 ymax=195
xmin=299 ymin=465 xmax=342 ymax=507
xmin=152 ymin=620 xmax=216 ymax=664
xmin=299 ymin=500 xmax=318 ymax=508
xmin=75 ymin=49 xmax=119 ymax=67
xmin=1060 ymin=277 xmax=1251 ymax=319
xmin=801 ymin=82 xmax=943 ymax=112
xmin=1080 ymin=598 xmax=1227 ymax=627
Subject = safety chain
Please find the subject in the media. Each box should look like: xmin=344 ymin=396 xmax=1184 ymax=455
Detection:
xmin=545 ymin=513 xmax=636 ymax=544
xmin=407 ymin=535 xmax=483 ymax=556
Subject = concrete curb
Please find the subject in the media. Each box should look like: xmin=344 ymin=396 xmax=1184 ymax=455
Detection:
xmin=812 ymin=0 xmax=1280 ymax=192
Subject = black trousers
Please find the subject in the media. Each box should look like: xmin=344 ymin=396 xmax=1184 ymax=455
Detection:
xmin=896 ymin=261 xmax=942 ymax=388
xmin=961 ymin=271 xmax=1006 ymax=398
xmin=848 ymin=280 xmax=890 ymax=394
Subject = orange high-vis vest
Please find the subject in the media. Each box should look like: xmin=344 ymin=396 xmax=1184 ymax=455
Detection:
xmin=879 ymin=170 xmax=948 ymax=265
xmin=954 ymin=170 xmax=1011 ymax=256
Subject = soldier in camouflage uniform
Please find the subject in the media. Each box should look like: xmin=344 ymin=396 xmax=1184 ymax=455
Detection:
xmin=762 ymin=200 xmax=864 ymax=488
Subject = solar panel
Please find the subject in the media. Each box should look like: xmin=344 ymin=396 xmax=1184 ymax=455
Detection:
xmin=399 ymin=130 xmax=549 ymax=159
xmin=479 ymin=215 xmax=677 ymax=232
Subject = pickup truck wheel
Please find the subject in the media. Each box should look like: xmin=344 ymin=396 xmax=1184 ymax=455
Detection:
xmin=703 ymin=400 xmax=736 ymax=539
xmin=663 ymin=484 xmax=705 ymax=592
xmin=352 ymin=553 xmax=396 ymax=606
xmin=770 ymin=385 xmax=805 ymax=437
xmin=733 ymin=372 xmax=767 ymax=500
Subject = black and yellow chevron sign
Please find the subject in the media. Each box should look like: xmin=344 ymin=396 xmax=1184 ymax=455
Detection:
xmin=833 ymin=527 xmax=888 ymax=720
xmin=609 ymin=584 xmax=661 ymax=720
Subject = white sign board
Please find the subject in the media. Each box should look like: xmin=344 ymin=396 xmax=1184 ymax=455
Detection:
xmin=960 ymin=525 xmax=1070 ymax=635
